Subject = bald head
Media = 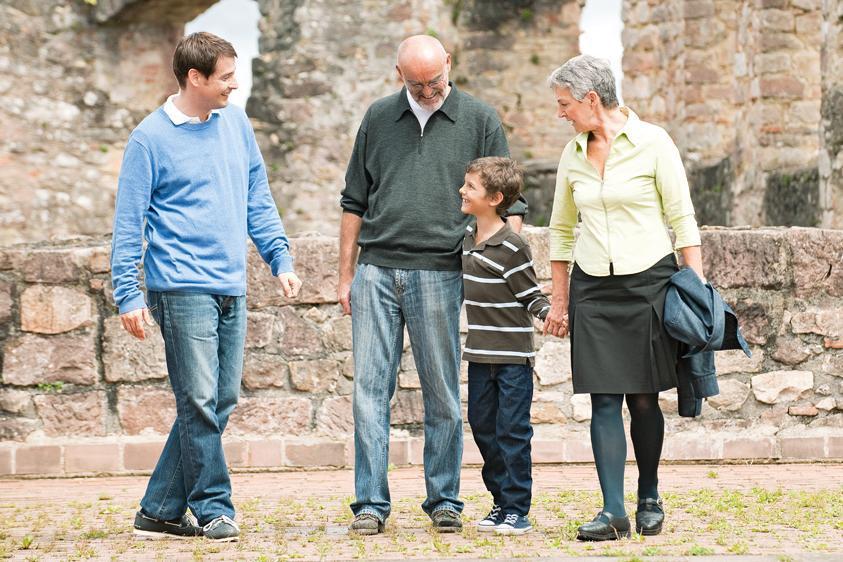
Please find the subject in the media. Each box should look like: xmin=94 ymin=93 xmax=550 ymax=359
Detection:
xmin=396 ymin=35 xmax=451 ymax=110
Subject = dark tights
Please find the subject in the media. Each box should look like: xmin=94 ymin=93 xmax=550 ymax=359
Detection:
xmin=589 ymin=393 xmax=664 ymax=516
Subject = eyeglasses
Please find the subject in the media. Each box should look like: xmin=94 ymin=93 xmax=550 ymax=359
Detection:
xmin=405 ymin=75 xmax=446 ymax=92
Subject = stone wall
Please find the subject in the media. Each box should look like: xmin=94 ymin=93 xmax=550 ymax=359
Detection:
xmin=622 ymin=0 xmax=834 ymax=228
xmin=0 ymin=227 xmax=841 ymax=476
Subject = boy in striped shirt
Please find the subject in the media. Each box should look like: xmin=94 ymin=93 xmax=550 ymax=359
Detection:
xmin=459 ymin=157 xmax=550 ymax=535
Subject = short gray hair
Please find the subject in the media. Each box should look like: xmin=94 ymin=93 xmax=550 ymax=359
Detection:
xmin=547 ymin=54 xmax=619 ymax=109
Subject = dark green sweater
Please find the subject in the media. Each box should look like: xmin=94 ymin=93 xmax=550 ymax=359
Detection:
xmin=341 ymin=84 xmax=526 ymax=271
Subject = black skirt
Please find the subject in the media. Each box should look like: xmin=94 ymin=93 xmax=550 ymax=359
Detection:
xmin=569 ymin=254 xmax=679 ymax=394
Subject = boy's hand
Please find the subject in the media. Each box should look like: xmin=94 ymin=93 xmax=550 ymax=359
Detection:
xmin=278 ymin=272 xmax=302 ymax=298
xmin=120 ymin=307 xmax=154 ymax=340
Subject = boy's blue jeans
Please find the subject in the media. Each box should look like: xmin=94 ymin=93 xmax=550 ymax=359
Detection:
xmin=139 ymin=291 xmax=246 ymax=526
xmin=350 ymin=263 xmax=464 ymax=521
xmin=467 ymin=362 xmax=534 ymax=516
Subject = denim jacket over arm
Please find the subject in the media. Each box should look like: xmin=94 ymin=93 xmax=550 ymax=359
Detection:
xmin=664 ymin=268 xmax=752 ymax=417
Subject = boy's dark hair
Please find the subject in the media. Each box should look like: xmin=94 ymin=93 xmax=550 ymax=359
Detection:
xmin=465 ymin=157 xmax=523 ymax=216
xmin=173 ymin=32 xmax=237 ymax=88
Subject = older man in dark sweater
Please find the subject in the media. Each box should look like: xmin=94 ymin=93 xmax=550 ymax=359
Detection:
xmin=339 ymin=35 xmax=525 ymax=535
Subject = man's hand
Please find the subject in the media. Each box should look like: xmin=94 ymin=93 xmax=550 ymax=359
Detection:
xmin=278 ymin=272 xmax=303 ymax=298
xmin=120 ymin=307 xmax=154 ymax=341
xmin=338 ymin=274 xmax=353 ymax=316
xmin=543 ymin=301 xmax=569 ymax=338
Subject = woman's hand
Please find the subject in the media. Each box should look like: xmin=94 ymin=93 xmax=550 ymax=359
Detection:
xmin=543 ymin=301 xmax=569 ymax=338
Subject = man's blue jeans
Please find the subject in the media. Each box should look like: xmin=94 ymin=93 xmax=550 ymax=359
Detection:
xmin=139 ymin=291 xmax=246 ymax=526
xmin=350 ymin=264 xmax=464 ymax=521
xmin=467 ymin=362 xmax=534 ymax=516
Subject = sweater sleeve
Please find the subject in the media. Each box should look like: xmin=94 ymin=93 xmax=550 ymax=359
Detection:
xmin=504 ymin=246 xmax=551 ymax=320
xmin=245 ymin=118 xmax=294 ymax=275
xmin=548 ymin=145 xmax=578 ymax=262
xmin=340 ymin=109 xmax=372 ymax=217
xmin=654 ymin=132 xmax=701 ymax=249
xmin=111 ymin=137 xmax=154 ymax=314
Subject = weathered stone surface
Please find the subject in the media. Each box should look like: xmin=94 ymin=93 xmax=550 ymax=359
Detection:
xmin=0 ymin=280 xmax=11 ymax=326
xmin=246 ymin=238 xmax=338 ymax=308
xmin=242 ymin=353 xmax=289 ymax=390
xmin=771 ymin=337 xmax=814 ymax=365
xmin=534 ymin=340 xmax=572 ymax=386
xmin=790 ymin=308 xmax=843 ymax=338
xmin=323 ymin=315 xmax=352 ymax=351
xmin=707 ymin=379 xmax=751 ymax=411
xmin=2 ymin=332 xmax=97 ymax=386
xmin=570 ymin=394 xmax=591 ymax=422
xmin=102 ymin=316 xmax=167 ymax=383
xmin=391 ymin=391 xmax=424 ymax=425
xmin=398 ymin=369 xmax=421 ymax=389
xmin=117 ymin=387 xmax=175 ymax=435
xmin=245 ymin=311 xmax=275 ymax=349
xmin=751 ymin=370 xmax=814 ymax=404
xmin=266 ymin=306 xmax=324 ymax=357
xmin=20 ymin=285 xmax=94 ymax=334
xmin=816 ymin=397 xmax=837 ymax=411
xmin=788 ymin=229 xmax=843 ymax=297
xmin=0 ymin=388 xmax=34 ymax=415
xmin=702 ymin=229 xmax=789 ymax=289
xmin=20 ymin=249 xmax=85 ymax=283
xmin=788 ymin=404 xmax=819 ymax=416
xmin=715 ymin=349 xmax=765 ymax=373
xmin=33 ymin=390 xmax=105 ymax=436
xmin=521 ymin=226 xmax=550 ymax=280
xmin=315 ymin=396 xmax=353 ymax=435
xmin=228 ymin=396 xmax=312 ymax=436
xmin=531 ymin=394 xmax=567 ymax=424
xmin=0 ymin=417 xmax=39 ymax=441
xmin=730 ymin=299 xmax=774 ymax=345
xmin=289 ymin=359 xmax=340 ymax=392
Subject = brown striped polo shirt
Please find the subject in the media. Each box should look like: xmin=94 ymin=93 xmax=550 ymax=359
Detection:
xmin=462 ymin=221 xmax=551 ymax=365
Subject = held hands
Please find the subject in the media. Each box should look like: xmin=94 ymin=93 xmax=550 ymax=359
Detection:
xmin=278 ymin=272 xmax=303 ymax=298
xmin=543 ymin=301 xmax=569 ymax=338
xmin=120 ymin=307 xmax=154 ymax=340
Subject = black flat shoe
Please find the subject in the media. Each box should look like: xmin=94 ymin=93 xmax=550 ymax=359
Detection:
xmin=576 ymin=511 xmax=631 ymax=541
xmin=635 ymin=498 xmax=664 ymax=536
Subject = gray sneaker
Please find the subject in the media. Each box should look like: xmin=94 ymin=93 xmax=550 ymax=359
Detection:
xmin=431 ymin=509 xmax=462 ymax=533
xmin=202 ymin=515 xmax=240 ymax=542
xmin=349 ymin=513 xmax=384 ymax=535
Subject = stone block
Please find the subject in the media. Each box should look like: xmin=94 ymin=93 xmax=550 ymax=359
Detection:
xmin=715 ymin=349 xmax=764 ymax=373
xmin=788 ymin=404 xmax=819 ymax=416
xmin=102 ymin=316 xmax=168 ymax=382
xmin=828 ymin=436 xmax=843 ymax=458
xmin=570 ymin=393 xmax=591 ymax=422
xmin=563 ymin=435 xmax=593 ymax=462
xmin=398 ymin=370 xmax=421 ymax=389
xmin=391 ymin=390 xmax=424 ymax=425
xmin=285 ymin=440 xmax=346 ymax=467
xmin=0 ymin=388 xmax=34 ymax=415
xmin=266 ymin=306 xmax=324 ymax=357
xmin=124 ymin=441 xmax=165 ymax=471
xmin=16 ymin=445 xmax=62 ymax=475
xmin=759 ymin=8 xmax=794 ymax=31
xmin=248 ymin=439 xmax=284 ymax=467
xmin=242 ymin=353 xmax=288 ymax=390
xmin=531 ymin=399 xmax=567 ymax=424
xmin=117 ymin=387 xmax=175 ymax=435
xmin=3 ymin=332 xmax=97 ymax=386
xmin=532 ymin=439 xmax=566 ymax=463
xmin=815 ymin=397 xmax=837 ymax=411
xmin=751 ymin=370 xmax=814 ymax=404
xmin=0 ymin=448 xmax=11 ymax=476
xmin=534 ymin=340 xmax=571 ymax=386
xmin=228 ymin=396 xmax=312 ymax=436
xmin=246 ymin=238 xmax=337 ymax=308
xmin=722 ymin=437 xmax=776 ymax=459
xmin=20 ymin=285 xmax=94 ymax=334
xmin=223 ymin=441 xmax=248 ymax=467
xmin=315 ymin=395 xmax=353 ymax=436
xmin=323 ymin=315 xmax=352 ymax=351
xmin=0 ymin=280 xmax=11 ymax=326
xmin=21 ymin=249 xmax=84 ymax=283
xmin=664 ymin=433 xmax=721 ymax=460
xmin=65 ymin=443 xmax=121 ymax=473
xmin=788 ymin=229 xmax=843 ymax=297
xmin=780 ymin=436 xmax=825 ymax=459
xmin=728 ymin=297 xmax=776 ymax=345
xmin=462 ymin=436 xmax=483 ymax=465
xmin=245 ymin=311 xmax=275 ymax=349
xmin=790 ymin=308 xmax=843 ymax=338
xmin=684 ymin=0 xmax=715 ymax=19
xmin=707 ymin=379 xmax=750 ymax=411
xmin=771 ymin=337 xmax=813 ymax=365
xmin=702 ymin=229 xmax=789 ymax=289
xmin=521 ymin=226 xmax=550 ymax=280
xmin=0 ymin=417 xmax=39 ymax=441
xmin=389 ymin=439 xmax=410 ymax=465
xmin=34 ymin=390 xmax=106 ymax=436
xmin=289 ymin=359 xmax=340 ymax=392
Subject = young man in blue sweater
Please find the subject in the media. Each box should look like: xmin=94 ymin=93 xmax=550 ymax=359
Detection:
xmin=111 ymin=32 xmax=301 ymax=542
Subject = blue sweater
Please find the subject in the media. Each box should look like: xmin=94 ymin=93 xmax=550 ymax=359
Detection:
xmin=111 ymin=105 xmax=293 ymax=314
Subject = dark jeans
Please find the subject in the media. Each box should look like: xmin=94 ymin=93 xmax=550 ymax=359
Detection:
xmin=139 ymin=291 xmax=246 ymax=526
xmin=467 ymin=362 xmax=534 ymax=516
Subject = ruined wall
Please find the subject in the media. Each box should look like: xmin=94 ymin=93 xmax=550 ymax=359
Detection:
xmin=821 ymin=0 xmax=843 ymax=228
xmin=0 ymin=228 xmax=841 ymax=476
xmin=622 ymin=0 xmax=827 ymax=228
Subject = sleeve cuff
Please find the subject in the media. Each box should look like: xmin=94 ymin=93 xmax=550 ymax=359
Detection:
xmin=672 ymin=215 xmax=702 ymax=249
xmin=271 ymin=255 xmax=295 ymax=276
xmin=118 ymin=293 xmax=147 ymax=315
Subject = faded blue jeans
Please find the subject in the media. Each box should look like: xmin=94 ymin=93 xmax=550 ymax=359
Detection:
xmin=139 ymin=291 xmax=246 ymax=526
xmin=350 ymin=264 xmax=464 ymax=521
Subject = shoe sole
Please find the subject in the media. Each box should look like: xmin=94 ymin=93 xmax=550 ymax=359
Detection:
xmin=133 ymin=529 xmax=199 ymax=540
xmin=205 ymin=535 xmax=239 ymax=543
xmin=636 ymin=523 xmax=663 ymax=536
xmin=433 ymin=526 xmax=462 ymax=533
xmin=350 ymin=527 xmax=382 ymax=536
xmin=576 ymin=529 xmax=631 ymax=541
xmin=476 ymin=524 xmax=498 ymax=533
xmin=495 ymin=526 xmax=533 ymax=535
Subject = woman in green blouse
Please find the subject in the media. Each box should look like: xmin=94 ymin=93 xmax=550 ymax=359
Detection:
xmin=542 ymin=55 xmax=706 ymax=541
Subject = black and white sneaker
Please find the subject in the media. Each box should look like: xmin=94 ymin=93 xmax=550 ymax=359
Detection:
xmin=202 ymin=515 xmax=240 ymax=542
xmin=476 ymin=504 xmax=503 ymax=532
xmin=495 ymin=513 xmax=533 ymax=535
xmin=133 ymin=510 xmax=201 ymax=539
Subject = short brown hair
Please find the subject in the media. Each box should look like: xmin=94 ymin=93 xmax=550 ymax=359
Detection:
xmin=465 ymin=157 xmax=523 ymax=216
xmin=173 ymin=32 xmax=237 ymax=88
